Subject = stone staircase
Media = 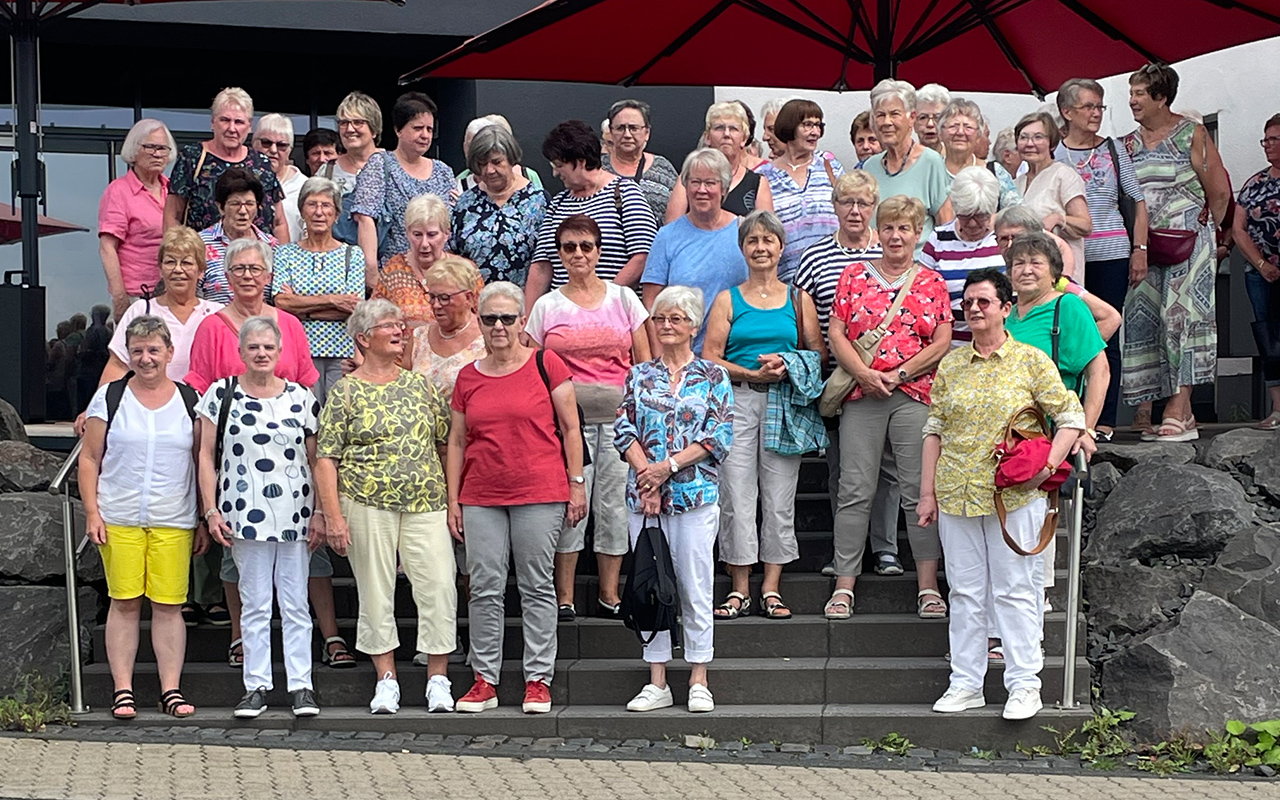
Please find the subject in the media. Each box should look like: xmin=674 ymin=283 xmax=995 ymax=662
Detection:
xmin=81 ymin=456 xmax=1092 ymax=749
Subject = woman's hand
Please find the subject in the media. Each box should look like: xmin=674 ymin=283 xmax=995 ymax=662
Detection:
xmin=206 ymin=512 xmax=233 ymax=547
xmin=1042 ymin=213 xmax=1066 ymax=233
xmin=85 ymin=512 xmax=107 ymax=546
xmin=1128 ymin=248 xmax=1149 ymax=287
xmin=1073 ymin=431 xmax=1098 ymax=459
xmin=1261 ymin=258 xmax=1280 ymax=283
xmin=73 ymin=412 xmax=89 ymax=438
xmin=566 ymin=484 xmax=588 ymax=527
xmin=308 ymin=513 xmax=327 ymax=553
xmin=753 ymin=354 xmax=788 ymax=383
xmin=635 ymin=461 xmax=672 ymax=493
xmin=447 ymin=500 xmax=465 ymax=543
xmin=326 ymin=512 xmax=352 ymax=555
xmin=192 ymin=524 xmax=211 ymax=556
xmin=640 ymin=486 xmax=662 ymax=516
xmin=858 ymin=370 xmax=895 ymax=399
xmin=917 ymin=494 xmax=938 ymax=528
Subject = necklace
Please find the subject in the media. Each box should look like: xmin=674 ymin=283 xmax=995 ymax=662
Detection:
xmin=884 ymin=144 xmax=915 ymax=178
xmin=835 ymin=230 xmax=872 ymax=257
xmin=784 ymin=153 xmax=813 ymax=171
xmin=435 ymin=316 xmax=474 ymax=340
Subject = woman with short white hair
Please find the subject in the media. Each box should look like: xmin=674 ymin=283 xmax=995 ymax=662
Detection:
xmin=760 ymin=97 xmax=793 ymax=160
xmin=99 ymin=119 xmax=178 ymax=321
xmin=993 ymin=128 xmax=1021 ymax=178
xmin=863 ymin=80 xmax=955 ymax=252
xmin=373 ymin=193 xmax=454 ymax=327
xmin=253 ymin=114 xmax=307 ymax=242
xmin=915 ymin=83 xmax=952 ymax=151
xmin=665 ymin=102 xmax=775 ymax=222
xmin=939 ymin=99 xmax=1022 ymax=210
xmin=166 ymin=87 xmax=288 ymax=243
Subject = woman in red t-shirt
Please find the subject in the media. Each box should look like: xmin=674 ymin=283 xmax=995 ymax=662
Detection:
xmin=446 ymin=281 xmax=587 ymax=716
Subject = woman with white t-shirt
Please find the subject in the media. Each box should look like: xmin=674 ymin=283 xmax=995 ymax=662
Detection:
xmin=80 ymin=315 xmax=207 ymax=721
xmin=525 ymin=214 xmax=650 ymax=621
xmin=1014 ymin=111 xmax=1093 ymax=282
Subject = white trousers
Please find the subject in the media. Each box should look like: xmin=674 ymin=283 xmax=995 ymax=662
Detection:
xmin=717 ymin=388 xmax=801 ymax=565
xmin=628 ymin=504 xmax=719 ymax=665
xmin=232 ymin=539 xmax=313 ymax=693
xmin=939 ymin=497 xmax=1046 ymax=694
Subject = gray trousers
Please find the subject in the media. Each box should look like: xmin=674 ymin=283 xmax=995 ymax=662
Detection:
xmin=311 ymin=356 xmax=347 ymax=408
xmin=826 ymin=438 xmax=900 ymax=557
xmin=833 ymin=391 xmax=941 ymax=577
xmin=463 ymin=502 xmax=563 ymax=686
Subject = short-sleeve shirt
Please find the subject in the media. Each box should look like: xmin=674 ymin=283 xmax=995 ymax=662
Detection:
xmin=169 ymin=144 xmax=283 ymax=233
xmin=371 ymin=254 xmax=432 ymax=328
xmin=1006 ymin=293 xmax=1106 ymax=394
xmin=1237 ymin=168 xmax=1280 ymax=268
xmin=525 ymin=283 xmax=649 ymax=422
xmin=270 ymin=242 xmax=366 ymax=358
xmin=918 ymin=223 xmax=1005 ymax=344
xmin=602 ymin=151 xmax=680 ymax=222
xmin=197 ymin=222 xmax=278 ymax=305
xmin=198 ymin=380 xmax=319 ymax=541
xmin=1055 ymin=139 xmax=1146 ymax=262
xmin=757 ymin=153 xmax=845 ymax=281
xmin=317 ymin=370 xmax=450 ymax=513
xmin=448 ymin=182 xmax=547 ymax=285
xmin=109 ymin=297 xmax=223 ymax=382
xmin=830 ymin=262 xmax=952 ymax=404
xmin=640 ymin=215 xmax=749 ymax=355
xmin=349 ymin=151 xmax=457 ymax=269
xmin=85 ymin=383 xmax=197 ymax=529
xmin=862 ymin=147 xmax=952 ymax=252
xmin=450 ymin=351 xmax=574 ymax=507
xmin=1016 ymin=161 xmax=1088 ymax=270
xmin=184 ymin=310 xmax=320 ymax=394
xmin=97 ymin=171 xmax=168 ymax=296
xmin=532 ymin=177 xmax=658 ymax=287
xmin=793 ymin=233 xmax=884 ymax=343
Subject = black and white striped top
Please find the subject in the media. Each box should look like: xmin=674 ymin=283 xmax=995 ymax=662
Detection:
xmin=532 ymin=177 xmax=658 ymax=287
xmin=792 ymin=233 xmax=884 ymax=340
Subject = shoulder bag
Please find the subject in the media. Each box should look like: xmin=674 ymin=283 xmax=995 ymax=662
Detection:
xmin=993 ymin=404 xmax=1072 ymax=556
xmin=1104 ymin=137 xmax=1138 ymax=244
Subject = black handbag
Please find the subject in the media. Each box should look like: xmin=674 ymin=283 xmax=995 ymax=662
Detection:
xmin=1105 ymin=137 xmax=1138 ymax=244
xmin=620 ymin=517 xmax=682 ymax=649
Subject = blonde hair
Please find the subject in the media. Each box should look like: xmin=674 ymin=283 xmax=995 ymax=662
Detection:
xmin=212 ymin=87 xmax=254 ymax=119
xmin=255 ymin=113 xmax=294 ymax=143
xmin=336 ymin=91 xmax=383 ymax=145
xmin=876 ymin=195 xmax=927 ymax=232
xmin=832 ymin=172 xmax=879 ymax=205
xmin=704 ymin=101 xmax=749 ymax=134
xmin=424 ymin=255 xmax=481 ymax=294
xmin=404 ymin=193 xmax=451 ymax=234
xmin=158 ymin=227 xmax=207 ymax=273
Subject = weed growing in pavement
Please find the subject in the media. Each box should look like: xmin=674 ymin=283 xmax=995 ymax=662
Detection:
xmin=0 ymin=673 xmax=72 ymax=733
xmin=968 ymin=747 xmax=997 ymax=761
xmin=861 ymin=732 xmax=914 ymax=756
xmin=1203 ymin=719 xmax=1280 ymax=774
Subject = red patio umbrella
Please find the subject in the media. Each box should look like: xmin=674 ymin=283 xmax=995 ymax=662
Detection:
xmin=401 ymin=0 xmax=1280 ymax=96
xmin=0 ymin=203 xmax=88 ymax=245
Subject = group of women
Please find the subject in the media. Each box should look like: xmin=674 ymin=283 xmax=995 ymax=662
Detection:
xmin=84 ymin=63 xmax=1280 ymax=723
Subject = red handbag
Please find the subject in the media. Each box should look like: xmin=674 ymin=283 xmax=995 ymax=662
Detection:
xmin=993 ymin=405 xmax=1070 ymax=556
xmin=1148 ymin=227 xmax=1198 ymax=266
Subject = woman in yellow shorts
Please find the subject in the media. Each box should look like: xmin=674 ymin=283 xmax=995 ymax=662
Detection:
xmin=80 ymin=315 xmax=209 ymax=719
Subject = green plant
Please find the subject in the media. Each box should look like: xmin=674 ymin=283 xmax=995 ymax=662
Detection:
xmin=1088 ymin=756 xmax=1119 ymax=771
xmin=1015 ymin=741 xmax=1053 ymax=757
xmin=1204 ymin=719 xmax=1280 ymax=774
xmin=969 ymin=747 xmax=997 ymax=761
xmin=739 ymin=737 xmax=752 ymax=748
xmin=1135 ymin=755 xmax=1187 ymax=776
xmin=861 ymin=732 xmax=914 ymax=756
xmin=0 ymin=673 xmax=72 ymax=733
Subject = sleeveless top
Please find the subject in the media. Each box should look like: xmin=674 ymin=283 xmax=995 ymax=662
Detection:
xmin=410 ymin=325 xmax=488 ymax=403
xmin=722 ymin=286 xmax=797 ymax=370
xmin=723 ymin=170 xmax=762 ymax=216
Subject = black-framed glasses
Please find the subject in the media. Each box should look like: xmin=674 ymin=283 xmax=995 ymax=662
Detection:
xmin=558 ymin=240 xmax=598 ymax=254
xmin=140 ymin=143 xmax=171 ymax=154
xmin=651 ymin=315 xmax=691 ymax=326
xmin=798 ymin=119 xmax=826 ymax=133
xmin=229 ymin=264 xmax=266 ymax=276
xmin=611 ymin=123 xmax=647 ymax=134
xmin=961 ymin=296 xmax=996 ymax=311
xmin=479 ymin=313 xmax=519 ymax=327
xmin=427 ymin=289 xmax=468 ymax=305
xmin=1261 ymin=136 xmax=1280 ymax=147
xmin=1073 ymin=103 xmax=1107 ymax=113
xmin=256 ymin=138 xmax=290 ymax=151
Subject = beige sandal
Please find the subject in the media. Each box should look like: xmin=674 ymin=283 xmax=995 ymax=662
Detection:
xmin=917 ymin=588 xmax=948 ymax=619
xmin=824 ymin=589 xmax=854 ymax=620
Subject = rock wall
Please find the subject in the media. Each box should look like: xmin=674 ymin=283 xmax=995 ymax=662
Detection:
xmin=1085 ymin=433 xmax=1280 ymax=742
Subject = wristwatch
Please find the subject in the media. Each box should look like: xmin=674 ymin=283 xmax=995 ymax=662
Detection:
xmin=203 ymin=508 xmax=219 ymax=522
xmin=568 ymin=475 xmax=585 ymax=484
xmin=897 ymin=367 xmax=910 ymax=383
xmin=1133 ymin=243 xmax=1148 ymax=251
xmin=669 ymin=458 xmax=680 ymax=475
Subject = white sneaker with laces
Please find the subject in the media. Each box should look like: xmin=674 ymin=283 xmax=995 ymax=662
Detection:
xmin=426 ymin=674 xmax=454 ymax=713
xmin=370 ymin=672 xmax=401 ymax=715
xmin=687 ymin=684 xmax=715 ymax=713
xmin=1002 ymin=687 xmax=1043 ymax=720
xmin=626 ymin=683 xmax=673 ymax=712
xmin=932 ymin=686 xmax=986 ymax=713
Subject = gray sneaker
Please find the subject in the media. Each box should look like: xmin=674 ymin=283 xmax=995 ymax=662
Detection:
xmin=291 ymin=688 xmax=320 ymax=718
xmin=821 ymin=560 xmax=836 ymax=577
xmin=234 ymin=686 xmax=268 ymax=719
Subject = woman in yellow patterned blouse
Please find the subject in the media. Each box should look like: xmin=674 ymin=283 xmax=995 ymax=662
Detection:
xmin=918 ymin=268 xmax=1084 ymax=723
xmin=315 ymin=298 xmax=457 ymax=716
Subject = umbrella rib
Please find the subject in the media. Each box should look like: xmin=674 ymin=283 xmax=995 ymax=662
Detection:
xmin=966 ymin=0 xmax=1046 ymax=95
xmin=1201 ymin=0 xmax=1280 ymax=26
xmin=903 ymin=0 xmax=1021 ymax=53
xmin=39 ymin=1 xmax=101 ymax=25
xmin=1053 ymin=0 xmax=1164 ymax=63
xmin=776 ymin=0 xmax=849 ymax=42
xmin=622 ymin=0 xmax=738 ymax=85
xmin=895 ymin=0 xmax=949 ymax=53
xmin=737 ymin=0 xmax=873 ymax=60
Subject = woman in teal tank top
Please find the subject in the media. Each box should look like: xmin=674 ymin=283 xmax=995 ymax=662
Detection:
xmin=703 ymin=210 xmax=824 ymax=621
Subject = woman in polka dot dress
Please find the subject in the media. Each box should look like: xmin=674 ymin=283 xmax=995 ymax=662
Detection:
xmin=197 ymin=315 xmax=322 ymax=720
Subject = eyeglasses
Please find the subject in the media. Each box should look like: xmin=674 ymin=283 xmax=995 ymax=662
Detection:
xmin=961 ymin=296 xmax=997 ymax=311
xmin=650 ymin=315 xmax=690 ymax=326
xmin=1017 ymin=132 xmax=1050 ymax=143
xmin=229 ymin=264 xmax=266 ymax=276
xmin=479 ymin=313 xmax=519 ymax=327
xmin=1261 ymin=136 xmax=1280 ymax=147
xmin=834 ymin=198 xmax=874 ymax=210
xmin=256 ymin=138 xmax=290 ymax=151
xmin=140 ymin=144 xmax=171 ymax=154
xmin=302 ymin=200 xmax=336 ymax=212
xmin=338 ymin=118 xmax=369 ymax=129
xmin=369 ymin=320 xmax=407 ymax=332
xmin=957 ymin=212 xmax=992 ymax=225
xmin=611 ymin=123 xmax=647 ymax=134
xmin=917 ymin=113 xmax=943 ymax=123
xmin=996 ymin=232 xmax=1023 ymax=245
xmin=225 ymin=200 xmax=258 ymax=210
xmin=710 ymin=123 xmax=743 ymax=134
xmin=427 ymin=289 xmax=467 ymax=305
xmin=943 ymin=122 xmax=978 ymax=134
xmin=558 ymin=241 xmax=597 ymax=254
xmin=799 ymin=120 xmax=826 ymax=133
xmin=687 ymin=179 xmax=722 ymax=190
xmin=1073 ymin=103 xmax=1107 ymax=113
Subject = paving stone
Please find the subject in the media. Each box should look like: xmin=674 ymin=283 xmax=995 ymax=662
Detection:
xmin=721 ymin=741 xmax=743 ymax=752
xmin=613 ymin=746 xmax=638 ymax=754
xmin=814 ymin=745 xmax=838 ymax=756
xmin=531 ymin=737 xmax=563 ymax=750
xmin=586 ymin=744 xmax=611 ymax=753
xmin=908 ymin=748 xmax=935 ymax=758
xmin=475 ymin=734 xmax=507 ymax=744
xmin=354 ymin=731 xmax=385 ymax=740
xmin=1021 ymin=759 xmax=1050 ymax=768
xmin=567 ymin=738 xmax=593 ymax=746
xmin=197 ymin=729 xmax=226 ymax=739
xmin=752 ymin=743 xmax=779 ymax=753
xmin=958 ymin=757 xmax=991 ymax=767
xmin=443 ymin=735 xmax=471 ymax=747
xmin=258 ymin=729 xmax=290 ymax=738
xmin=736 ymin=750 xmax=761 ymax=759
xmin=509 ymin=737 xmax=534 ymax=746
xmin=779 ymin=743 xmax=810 ymax=754
xmin=843 ymin=745 xmax=875 ymax=756
xmin=936 ymin=749 xmax=963 ymax=759
xmin=467 ymin=741 xmax=496 ymax=750
xmin=416 ymin=734 xmax=443 ymax=744
xmin=328 ymin=731 xmax=357 ymax=740
xmin=557 ymin=744 xmax=582 ymax=753
xmin=289 ymin=731 xmax=325 ymax=741
xmin=621 ymin=738 xmax=650 ymax=748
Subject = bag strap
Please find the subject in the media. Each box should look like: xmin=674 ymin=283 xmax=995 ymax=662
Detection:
xmin=322 ymin=161 xmax=335 ymax=180
xmin=790 ymin=286 xmax=805 ymax=350
xmin=1001 ymin=404 xmax=1052 ymax=449
xmin=344 ymin=244 xmax=354 ymax=283
xmin=214 ymin=376 xmax=238 ymax=469
xmin=183 ymin=146 xmax=210 ymax=228
xmin=1050 ymin=296 xmax=1062 ymax=368
xmin=612 ymin=180 xmax=630 ymax=253
xmin=821 ymin=153 xmax=837 ymax=187
xmin=874 ymin=263 xmax=920 ymax=337
xmin=986 ymin=160 xmax=999 ymax=178
xmin=995 ymin=488 xmax=1059 ymax=556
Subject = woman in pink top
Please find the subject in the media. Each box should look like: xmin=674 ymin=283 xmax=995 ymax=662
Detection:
xmin=185 ymin=238 xmax=318 ymax=394
xmin=99 ymin=119 xmax=175 ymax=321
xmin=525 ymin=215 xmax=650 ymax=620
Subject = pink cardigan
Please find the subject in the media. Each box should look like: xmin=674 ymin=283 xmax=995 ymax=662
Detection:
xmin=184 ymin=309 xmax=320 ymax=393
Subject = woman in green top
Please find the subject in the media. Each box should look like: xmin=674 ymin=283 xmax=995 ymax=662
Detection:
xmin=315 ymin=298 xmax=457 ymax=716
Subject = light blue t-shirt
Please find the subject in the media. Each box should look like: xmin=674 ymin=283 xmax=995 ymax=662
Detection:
xmin=641 ymin=215 xmax=749 ymax=354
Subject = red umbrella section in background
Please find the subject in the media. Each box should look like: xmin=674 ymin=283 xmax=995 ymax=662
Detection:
xmin=0 ymin=203 xmax=87 ymax=245
xmin=402 ymin=0 xmax=1280 ymax=96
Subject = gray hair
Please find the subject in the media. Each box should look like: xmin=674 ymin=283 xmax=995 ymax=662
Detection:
xmin=346 ymin=298 xmax=401 ymax=340
xmin=466 ymin=124 xmax=524 ymax=176
xmin=939 ymin=98 xmax=986 ymax=132
xmin=653 ymin=286 xmax=705 ymax=330
xmin=704 ymin=101 xmax=750 ymax=133
xmin=760 ymin=97 xmax=796 ymax=119
xmin=992 ymin=127 xmax=1018 ymax=157
xmin=225 ymin=238 xmax=273 ymax=274
xmin=950 ymin=166 xmax=1000 ymax=216
xmin=464 ymin=114 xmax=512 ymax=142
xmin=238 ymin=315 xmax=281 ymax=348
xmin=124 ymin=314 xmax=173 ymax=349
xmin=1056 ymin=78 xmax=1105 ymax=128
xmin=212 ymin=87 xmax=254 ymax=119
xmin=870 ymin=79 xmax=917 ymax=113
xmin=478 ymin=281 xmax=525 ymax=316
xmin=993 ymin=204 xmax=1044 ymax=232
xmin=297 ymin=176 xmax=342 ymax=215
xmin=255 ymin=113 xmax=294 ymax=144
xmin=739 ymin=209 xmax=786 ymax=250
xmin=121 ymin=119 xmax=177 ymax=167
xmin=916 ymin=83 xmax=952 ymax=108
xmin=680 ymin=148 xmax=733 ymax=192
xmin=608 ymin=99 xmax=651 ymax=126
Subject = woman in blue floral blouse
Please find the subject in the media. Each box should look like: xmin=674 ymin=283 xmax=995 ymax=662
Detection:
xmin=613 ymin=285 xmax=734 ymax=714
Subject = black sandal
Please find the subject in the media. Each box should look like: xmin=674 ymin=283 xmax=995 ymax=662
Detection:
xmin=111 ymin=689 xmax=137 ymax=720
xmin=157 ymin=688 xmax=195 ymax=718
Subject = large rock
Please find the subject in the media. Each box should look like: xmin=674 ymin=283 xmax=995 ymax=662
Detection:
xmin=1198 ymin=428 xmax=1275 ymax=471
xmin=1199 ymin=526 xmax=1280 ymax=629
xmin=0 ymin=585 xmax=96 ymax=697
xmin=1247 ymin=436 xmax=1280 ymax=502
xmin=0 ymin=440 xmax=65 ymax=493
xmin=1083 ymin=562 xmax=1202 ymax=638
xmin=1101 ymin=592 xmax=1280 ymax=741
xmin=1084 ymin=464 xmax=1255 ymax=564
xmin=1093 ymin=442 xmax=1197 ymax=473
xmin=0 ymin=397 xmax=26 ymax=443
xmin=1088 ymin=461 xmax=1123 ymax=502
xmin=0 ymin=492 xmax=100 ymax=582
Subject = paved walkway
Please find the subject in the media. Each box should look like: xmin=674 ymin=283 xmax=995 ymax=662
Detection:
xmin=1 ymin=738 xmax=1277 ymax=800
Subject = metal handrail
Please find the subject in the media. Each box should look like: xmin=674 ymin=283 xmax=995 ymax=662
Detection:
xmin=1058 ymin=450 xmax=1088 ymax=710
xmin=48 ymin=440 xmax=88 ymax=714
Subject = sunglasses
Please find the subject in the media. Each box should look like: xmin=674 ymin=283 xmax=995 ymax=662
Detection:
xmin=479 ymin=313 xmax=519 ymax=327
xmin=961 ymin=296 xmax=998 ymax=311
xmin=558 ymin=240 xmax=597 ymax=254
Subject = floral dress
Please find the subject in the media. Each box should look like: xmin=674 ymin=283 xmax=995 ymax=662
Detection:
xmin=410 ymin=325 xmax=488 ymax=402
xmin=349 ymin=151 xmax=456 ymax=269
xmin=169 ymin=144 xmax=283 ymax=233
xmin=448 ymin=182 xmax=547 ymax=285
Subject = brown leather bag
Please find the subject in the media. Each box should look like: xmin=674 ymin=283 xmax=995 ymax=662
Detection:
xmin=993 ymin=405 xmax=1065 ymax=556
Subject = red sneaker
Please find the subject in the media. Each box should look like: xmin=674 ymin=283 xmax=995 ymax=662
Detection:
xmin=455 ymin=676 xmax=498 ymax=713
xmin=522 ymin=680 xmax=552 ymax=714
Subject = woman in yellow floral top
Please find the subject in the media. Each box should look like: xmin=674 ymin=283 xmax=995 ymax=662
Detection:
xmin=918 ymin=268 xmax=1084 ymax=723
xmin=315 ymin=298 xmax=457 ymax=716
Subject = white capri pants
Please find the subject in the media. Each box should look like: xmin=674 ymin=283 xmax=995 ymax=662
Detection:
xmin=628 ymin=503 xmax=719 ymax=665
xmin=232 ymin=539 xmax=313 ymax=693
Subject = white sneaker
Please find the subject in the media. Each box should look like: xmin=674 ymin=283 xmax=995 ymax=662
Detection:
xmin=1003 ymin=687 xmax=1043 ymax=720
xmin=932 ymin=686 xmax=986 ymax=713
xmin=687 ymin=684 xmax=714 ymax=713
xmin=626 ymin=683 xmax=673 ymax=712
xmin=370 ymin=672 xmax=400 ymax=715
xmin=426 ymin=674 xmax=454 ymax=713
xmin=1044 ymin=595 xmax=1054 ymax=613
